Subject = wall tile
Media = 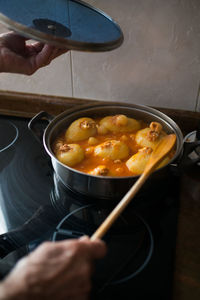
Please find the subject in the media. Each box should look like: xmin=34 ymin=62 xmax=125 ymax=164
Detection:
xmin=0 ymin=24 xmax=72 ymax=97
xmin=72 ymin=0 xmax=200 ymax=111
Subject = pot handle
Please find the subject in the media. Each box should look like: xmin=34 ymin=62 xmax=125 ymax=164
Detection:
xmin=178 ymin=140 xmax=200 ymax=170
xmin=28 ymin=111 xmax=54 ymax=143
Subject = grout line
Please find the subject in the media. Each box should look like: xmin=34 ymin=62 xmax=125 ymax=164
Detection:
xmin=67 ymin=1 xmax=74 ymax=98
xmin=69 ymin=51 xmax=74 ymax=98
xmin=195 ymin=80 xmax=200 ymax=112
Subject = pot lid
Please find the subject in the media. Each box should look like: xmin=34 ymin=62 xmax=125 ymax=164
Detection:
xmin=0 ymin=0 xmax=124 ymax=52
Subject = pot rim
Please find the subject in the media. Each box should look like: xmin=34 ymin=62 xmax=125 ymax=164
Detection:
xmin=43 ymin=101 xmax=184 ymax=179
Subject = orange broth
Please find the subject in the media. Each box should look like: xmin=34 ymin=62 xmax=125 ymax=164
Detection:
xmin=74 ymin=132 xmax=141 ymax=176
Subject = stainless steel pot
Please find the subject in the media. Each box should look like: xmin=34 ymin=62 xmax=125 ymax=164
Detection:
xmin=28 ymin=102 xmax=184 ymax=200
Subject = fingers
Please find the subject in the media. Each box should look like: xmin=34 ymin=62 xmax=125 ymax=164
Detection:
xmin=37 ymin=237 xmax=107 ymax=265
xmin=26 ymin=42 xmax=44 ymax=55
xmin=0 ymin=31 xmax=27 ymax=42
xmin=48 ymin=46 xmax=69 ymax=63
xmin=57 ymin=236 xmax=107 ymax=261
xmin=34 ymin=44 xmax=55 ymax=67
xmin=34 ymin=44 xmax=68 ymax=69
xmin=78 ymin=236 xmax=107 ymax=259
xmin=29 ymin=237 xmax=107 ymax=264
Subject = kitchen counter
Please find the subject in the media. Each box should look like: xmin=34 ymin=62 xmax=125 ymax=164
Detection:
xmin=0 ymin=90 xmax=199 ymax=300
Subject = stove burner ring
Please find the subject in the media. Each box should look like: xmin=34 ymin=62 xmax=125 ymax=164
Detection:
xmin=52 ymin=204 xmax=154 ymax=286
xmin=0 ymin=120 xmax=18 ymax=152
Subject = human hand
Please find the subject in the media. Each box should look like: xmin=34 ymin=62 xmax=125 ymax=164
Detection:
xmin=0 ymin=31 xmax=68 ymax=75
xmin=0 ymin=236 xmax=107 ymax=300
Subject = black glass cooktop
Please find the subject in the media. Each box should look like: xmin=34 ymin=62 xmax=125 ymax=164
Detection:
xmin=0 ymin=115 xmax=180 ymax=300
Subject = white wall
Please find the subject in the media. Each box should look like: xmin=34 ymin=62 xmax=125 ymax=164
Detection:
xmin=0 ymin=0 xmax=200 ymax=111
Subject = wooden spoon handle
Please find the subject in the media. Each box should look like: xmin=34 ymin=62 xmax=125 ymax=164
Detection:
xmin=90 ymin=172 xmax=148 ymax=241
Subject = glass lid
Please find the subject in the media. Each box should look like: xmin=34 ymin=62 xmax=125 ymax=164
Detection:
xmin=0 ymin=0 xmax=124 ymax=52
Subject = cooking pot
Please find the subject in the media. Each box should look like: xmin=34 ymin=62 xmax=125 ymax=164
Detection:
xmin=28 ymin=102 xmax=199 ymax=200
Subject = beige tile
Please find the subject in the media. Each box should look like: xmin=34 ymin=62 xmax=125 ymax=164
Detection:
xmin=72 ymin=0 xmax=200 ymax=111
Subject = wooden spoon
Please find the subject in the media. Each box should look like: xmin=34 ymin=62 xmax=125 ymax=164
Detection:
xmin=91 ymin=134 xmax=176 ymax=241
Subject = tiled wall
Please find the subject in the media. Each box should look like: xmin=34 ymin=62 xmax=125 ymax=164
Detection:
xmin=0 ymin=0 xmax=200 ymax=111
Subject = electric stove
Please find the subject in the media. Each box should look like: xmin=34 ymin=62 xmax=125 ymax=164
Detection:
xmin=0 ymin=115 xmax=181 ymax=300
